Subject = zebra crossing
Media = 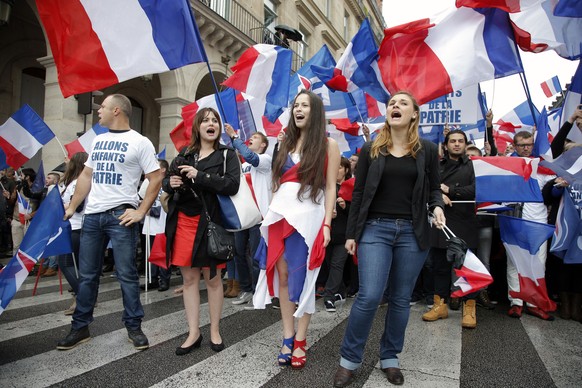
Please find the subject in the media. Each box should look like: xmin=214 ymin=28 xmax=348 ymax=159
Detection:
xmin=1 ymin=274 xmax=581 ymax=387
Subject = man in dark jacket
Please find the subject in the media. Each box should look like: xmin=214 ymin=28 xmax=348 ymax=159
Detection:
xmin=422 ymin=130 xmax=479 ymax=328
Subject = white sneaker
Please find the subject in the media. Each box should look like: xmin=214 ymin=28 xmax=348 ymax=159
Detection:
xmin=232 ymin=291 xmax=253 ymax=305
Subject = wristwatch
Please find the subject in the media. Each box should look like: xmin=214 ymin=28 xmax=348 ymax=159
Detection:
xmin=230 ymin=134 xmax=239 ymax=141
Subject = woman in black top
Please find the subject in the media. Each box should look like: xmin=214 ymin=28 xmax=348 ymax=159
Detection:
xmin=334 ymin=91 xmax=445 ymax=387
xmin=163 ymin=108 xmax=239 ymax=355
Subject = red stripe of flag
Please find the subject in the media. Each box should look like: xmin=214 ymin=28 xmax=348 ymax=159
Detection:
xmin=37 ymin=0 xmax=118 ymax=97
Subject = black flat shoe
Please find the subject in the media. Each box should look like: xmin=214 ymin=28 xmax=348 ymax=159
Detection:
xmin=210 ymin=341 xmax=225 ymax=352
xmin=175 ymin=334 xmax=203 ymax=356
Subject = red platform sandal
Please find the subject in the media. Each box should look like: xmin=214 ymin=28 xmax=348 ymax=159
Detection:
xmin=291 ymin=337 xmax=307 ymax=370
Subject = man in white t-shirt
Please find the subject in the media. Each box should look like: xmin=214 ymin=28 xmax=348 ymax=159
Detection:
xmin=57 ymin=94 xmax=162 ymax=351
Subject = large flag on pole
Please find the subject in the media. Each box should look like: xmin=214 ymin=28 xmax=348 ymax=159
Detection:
xmin=0 ymin=105 xmax=55 ymax=169
xmin=0 ymin=188 xmax=72 ymax=316
xmin=377 ymin=6 xmax=523 ymax=105
xmin=498 ymin=215 xmax=556 ymax=312
xmin=222 ymin=44 xmax=292 ymax=121
xmin=311 ymin=18 xmax=390 ymax=103
xmin=36 ymin=0 xmax=208 ymax=97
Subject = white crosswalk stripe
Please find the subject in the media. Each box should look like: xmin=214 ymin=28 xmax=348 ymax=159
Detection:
xmin=1 ymin=275 xmax=581 ymax=387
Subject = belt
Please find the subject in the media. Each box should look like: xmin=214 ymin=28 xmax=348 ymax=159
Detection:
xmin=108 ymin=204 xmax=136 ymax=212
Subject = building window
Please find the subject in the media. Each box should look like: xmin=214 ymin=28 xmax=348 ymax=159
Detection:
xmin=344 ymin=11 xmax=349 ymax=41
xmin=297 ymin=29 xmax=309 ymax=68
xmin=264 ymin=0 xmax=277 ymax=31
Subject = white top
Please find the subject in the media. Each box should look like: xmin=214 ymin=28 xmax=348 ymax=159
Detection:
xmin=242 ymin=153 xmax=273 ymax=217
xmin=522 ymin=172 xmax=555 ymax=223
xmin=85 ymin=130 xmax=159 ymax=214
xmin=139 ymin=178 xmax=167 ymax=235
xmin=61 ymin=179 xmax=83 ymax=230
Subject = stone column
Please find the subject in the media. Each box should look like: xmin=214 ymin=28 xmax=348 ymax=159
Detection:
xmin=37 ymin=55 xmax=85 ymax=170
xmin=156 ymin=96 xmax=191 ymax=160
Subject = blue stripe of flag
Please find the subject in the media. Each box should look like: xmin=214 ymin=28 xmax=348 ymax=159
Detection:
xmin=266 ymin=46 xmax=292 ymax=108
xmin=11 ymin=105 xmax=55 ymax=145
xmin=481 ymin=8 xmax=523 ymax=78
xmin=138 ymin=0 xmax=208 ymax=68
xmin=498 ymin=215 xmax=555 ymax=255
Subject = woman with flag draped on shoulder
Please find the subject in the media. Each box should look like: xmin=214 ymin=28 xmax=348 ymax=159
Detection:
xmin=253 ymin=90 xmax=340 ymax=369
xmin=333 ymin=91 xmax=445 ymax=387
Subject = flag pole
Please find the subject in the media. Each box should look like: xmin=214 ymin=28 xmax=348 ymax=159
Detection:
xmin=512 ymin=39 xmax=539 ymax=128
xmin=52 ymin=135 xmax=69 ymax=159
xmin=185 ymin=3 xmax=229 ymax=126
xmin=347 ymin=92 xmax=366 ymax=124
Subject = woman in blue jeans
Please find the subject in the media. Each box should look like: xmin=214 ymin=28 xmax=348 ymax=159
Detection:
xmin=333 ymin=91 xmax=445 ymax=387
xmin=58 ymin=151 xmax=88 ymax=315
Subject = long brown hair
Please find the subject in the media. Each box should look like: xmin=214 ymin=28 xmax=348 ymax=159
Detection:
xmin=62 ymin=152 xmax=88 ymax=188
xmin=371 ymin=91 xmax=422 ymax=159
xmin=272 ymin=90 xmax=327 ymax=203
xmin=186 ymin=107 xmax=222 ymax=154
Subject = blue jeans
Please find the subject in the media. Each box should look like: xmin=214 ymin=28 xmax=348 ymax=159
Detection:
xmin=73 ymin=210 xmax=142 ymax=330
xmin=57 ymin=230 xmax=81 ymax=294
xmin=234 ymin=224 xmax=260 ymax=292
xmin=340 ymin=219 xmax=428 ymax=370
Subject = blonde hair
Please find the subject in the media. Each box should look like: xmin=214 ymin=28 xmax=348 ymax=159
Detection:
xmin=370 ymin=91 xmax=421 ymax=159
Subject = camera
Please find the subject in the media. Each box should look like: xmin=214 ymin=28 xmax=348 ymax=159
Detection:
xmin=169 ymin=155 xmax=189 ymax=180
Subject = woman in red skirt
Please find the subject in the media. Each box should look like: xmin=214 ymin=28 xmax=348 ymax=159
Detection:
xmin=163 ymin=107 xmax=239 ymax=355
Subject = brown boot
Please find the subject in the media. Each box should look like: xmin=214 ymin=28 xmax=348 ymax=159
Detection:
xmin=42 ymin=268 xmax=58 ymax=277
xmin=571 ymin=293 xmax=582 ymax=322
xmin=224 ymin=279 xmax=233 ymax=297
xmin=462 ymin=300 xmax=477 ymax=329
xmin=422 ymin=295 xmax=448 ymax=321
xmin=559 ymin=292 xmax=571 ymax=320
xmin=226 ymin=280 xmax=240 ymax=298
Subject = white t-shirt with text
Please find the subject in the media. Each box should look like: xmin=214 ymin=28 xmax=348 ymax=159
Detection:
xmin=85 ymin=130 xmax=159 ymax=214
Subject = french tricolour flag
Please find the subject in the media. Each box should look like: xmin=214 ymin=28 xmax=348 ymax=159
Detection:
xmin=17 ymin=192 xmax=30 ymax=225
xmin=36 ymin=0 xmax=208 ymax=97
xmin=311 ymin=19 xmax=390 ymax=104
xmin=471 ymin=156 xmax=543 ymax=203
xmin=222 ymin=44 xmax=292 ymax=116
xmin=64 ymin=123 xmax=108 ymax=158
xmin=0 ymin=188 xmax=72 ymax=315
xmin=498 ymin=215 xmax=556 ymax=312
xmin=509 ymin=1 xmax=582 ymax=60
xmin=451 ymin=249 xmax=493 ymax=298
xmin=377 ymin=6 xmax=523 ymax=105
xmin=169 ymin=89 xmax=239 ymax=151
xmin=0 ymin=105 xmax=55 ymax=169
xmin=496 ymin=100 xmax=539 ymax=133
xmin=456 ymin=0 xmax=541 ymax=13
xmin=540 ymin=76 xmax=562 ymax=98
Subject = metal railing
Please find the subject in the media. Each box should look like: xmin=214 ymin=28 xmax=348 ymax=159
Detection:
xmin=198 ymin=0 xmax=304 ymax=71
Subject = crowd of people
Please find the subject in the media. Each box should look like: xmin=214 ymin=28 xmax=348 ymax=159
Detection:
xmin=4 ymin=90 xmax=580 ymax=387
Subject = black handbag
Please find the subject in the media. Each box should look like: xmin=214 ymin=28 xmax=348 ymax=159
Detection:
xmin=197 ymin=187 xmax=235 ymax=262
xmin=205 ymin=220 xmax=235 ymax=262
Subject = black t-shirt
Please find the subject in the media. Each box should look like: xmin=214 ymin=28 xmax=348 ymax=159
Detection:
xmin=368 ymin=154 xmax=417 ymax=220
